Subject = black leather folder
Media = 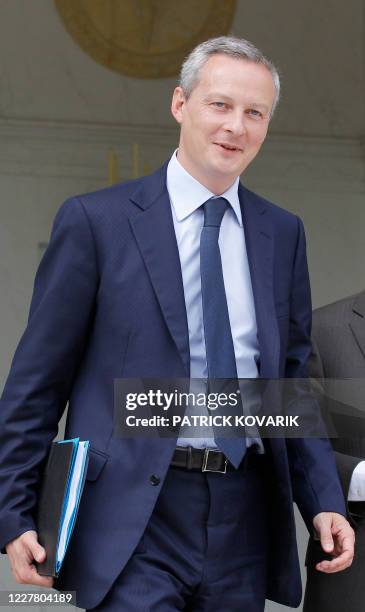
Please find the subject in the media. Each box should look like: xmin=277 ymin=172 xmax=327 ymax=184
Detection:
xmin=36 ymin=439 xmax=89 ymax=577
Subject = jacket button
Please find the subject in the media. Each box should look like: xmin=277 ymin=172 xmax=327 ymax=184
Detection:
xmin=150 ymin=474 xmax=160 ymax=486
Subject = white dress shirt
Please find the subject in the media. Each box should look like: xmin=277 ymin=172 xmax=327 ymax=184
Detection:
xmin=166 ymin=150 xmax=261 ymax=450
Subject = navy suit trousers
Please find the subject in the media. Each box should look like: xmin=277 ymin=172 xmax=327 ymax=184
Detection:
xmin=88 ymin=453 xmax=269 ymax=612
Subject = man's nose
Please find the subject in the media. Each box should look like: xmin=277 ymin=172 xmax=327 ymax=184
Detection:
xmin=223 ymin=112 xmax=247 ymax=136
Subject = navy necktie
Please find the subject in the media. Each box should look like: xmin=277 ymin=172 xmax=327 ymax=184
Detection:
xmin=200 ymin=197 xmax=246 ymax=468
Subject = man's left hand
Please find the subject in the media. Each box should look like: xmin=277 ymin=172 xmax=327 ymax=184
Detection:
xmin=313 ymin=512 xmax=355 ymax=573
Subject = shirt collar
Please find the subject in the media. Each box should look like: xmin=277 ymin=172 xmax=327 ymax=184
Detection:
xmin=166 ymin=149 xmax=243 ymax=227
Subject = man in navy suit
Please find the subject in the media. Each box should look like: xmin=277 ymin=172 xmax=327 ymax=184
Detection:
xmin=0 ymin=36 xmax=354 ymax=610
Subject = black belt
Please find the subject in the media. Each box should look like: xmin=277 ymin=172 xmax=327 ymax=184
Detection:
xmin=171 ymin=446 xmax=236 ymax=473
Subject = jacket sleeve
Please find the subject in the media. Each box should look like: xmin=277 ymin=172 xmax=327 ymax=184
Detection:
xmin=310 ymin=335 xmax=365 ymax=526
xmin=284 ymin=217 xmax=346 ymax=533
xmin=0 ymin=197 xmax=99 ymax=552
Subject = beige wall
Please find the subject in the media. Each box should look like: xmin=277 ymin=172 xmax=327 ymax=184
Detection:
xmin=1 ymin=0 xmax=363 ymax=137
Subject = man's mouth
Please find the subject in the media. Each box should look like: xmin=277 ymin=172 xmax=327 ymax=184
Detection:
xmin=214 ymin=142 xmax=242 ymax=152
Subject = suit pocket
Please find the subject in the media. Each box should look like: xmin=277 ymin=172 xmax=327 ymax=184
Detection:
xmin=86 ymin=447 xmax=109 ymax=481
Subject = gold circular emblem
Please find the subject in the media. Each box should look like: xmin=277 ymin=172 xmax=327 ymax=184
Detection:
xmin=54 ymin=0 xmax=237 ymax=78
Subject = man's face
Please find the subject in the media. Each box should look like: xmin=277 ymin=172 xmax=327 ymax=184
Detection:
xmin=171 ymin=54 xmax=276 ymax=193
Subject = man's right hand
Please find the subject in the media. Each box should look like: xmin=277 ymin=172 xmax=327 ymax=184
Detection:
xmin=6 ymin=530 xmax=54 ymax=588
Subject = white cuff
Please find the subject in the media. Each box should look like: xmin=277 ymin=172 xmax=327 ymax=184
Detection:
xmin=348 ymin=461 xmax=365 ymax=501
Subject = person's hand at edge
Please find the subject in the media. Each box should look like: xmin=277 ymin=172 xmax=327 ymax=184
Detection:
xmin=313 ymin=512 xmax=355 ymax=573
xmin=6 ymin=530 xmax=54 ymax=587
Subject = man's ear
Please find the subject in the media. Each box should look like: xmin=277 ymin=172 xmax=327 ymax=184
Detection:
xmin=171 ymin=87 xmax=186 ymax=124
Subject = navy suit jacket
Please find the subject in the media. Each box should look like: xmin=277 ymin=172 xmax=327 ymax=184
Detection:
xmin=0 ymin=162 xmax=346 ymax=608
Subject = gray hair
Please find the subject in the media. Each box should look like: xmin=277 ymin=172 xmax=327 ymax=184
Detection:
xmin=179 ymin=36 xmax=280 ymax=117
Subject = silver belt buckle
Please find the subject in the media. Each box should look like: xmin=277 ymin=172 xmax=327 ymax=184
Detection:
xmin=202 ymin=448 xmax=228 ymax=474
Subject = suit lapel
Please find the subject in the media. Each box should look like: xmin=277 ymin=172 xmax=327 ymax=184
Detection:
xmin=128 ymin=165 xmax=190 ymax=375
xmin=349 ymin=292 xmax=365 ymax=360
xmin=239 ymin=183 xmax=280 ymax=378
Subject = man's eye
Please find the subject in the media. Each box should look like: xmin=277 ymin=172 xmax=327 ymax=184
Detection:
xmin=248 ymin=109 xmax=263 ymax=118
xmin=212 ymin=102 xmax=227 ymax=109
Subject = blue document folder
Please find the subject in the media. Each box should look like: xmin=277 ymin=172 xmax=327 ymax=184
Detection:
xmin=36 ymin=438 xmax=89 ymax=577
